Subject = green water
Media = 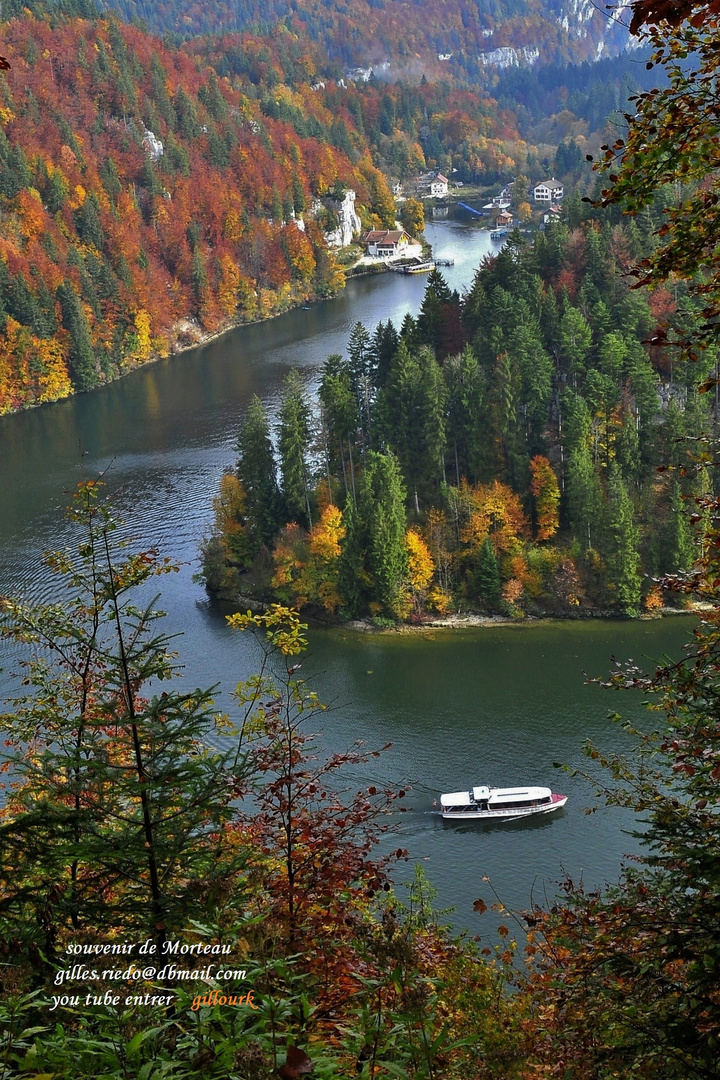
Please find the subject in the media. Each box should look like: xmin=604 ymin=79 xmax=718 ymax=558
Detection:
xmin=298 ymin=617 xmax=695 ymax=929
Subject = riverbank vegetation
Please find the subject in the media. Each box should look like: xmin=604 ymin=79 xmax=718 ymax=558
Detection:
xmin=203 ymin=206 xmax=714 ymax=621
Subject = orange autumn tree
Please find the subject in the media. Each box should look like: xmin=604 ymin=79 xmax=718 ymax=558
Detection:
xmin=530 ymin=455 xmax=561 ymax=541
xmin=457 ymin=479 xmax=529 ymax=559
xmin=271 ymin=504 xmax=345 ymax=612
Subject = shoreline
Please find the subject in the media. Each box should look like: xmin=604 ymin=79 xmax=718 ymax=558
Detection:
xmin=340 ymin=605 xmax=703 ymax=634
xmin=225 ymin=592 xmax=706 ymax=634
xmin=0 ymin=259 xmax=378 ymax=420
xmin=1 ymin=231 xmax=445 ymax=419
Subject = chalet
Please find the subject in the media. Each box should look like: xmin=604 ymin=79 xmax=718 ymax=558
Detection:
xmin=533 ymin=178 xmax=564 ymax=202
xmin=542 ymin=205 xmax=564 ymax=226
xmin=414 ymin=171 xmax=449 ymax=198
xmin=482 ymin=182 xmax=514 ymax=211
xmin=363 ymin=229 xmax=412 ymax=257
xmin=494 ymin=210 xmax=513 ymax=227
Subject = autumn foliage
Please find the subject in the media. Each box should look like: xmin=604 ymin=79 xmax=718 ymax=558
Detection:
xmin=0 ymin=8 xmax=399 ymax=413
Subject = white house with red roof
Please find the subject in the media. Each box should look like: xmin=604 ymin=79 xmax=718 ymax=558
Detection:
xmin=362 ymin=229 xmax=413 ymax=257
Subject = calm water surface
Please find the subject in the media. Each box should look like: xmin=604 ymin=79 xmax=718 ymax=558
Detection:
xmin=0 ymin=215 xmax=696 ymax=932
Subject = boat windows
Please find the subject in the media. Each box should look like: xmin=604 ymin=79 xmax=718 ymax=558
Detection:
xmin=487 ymin=796 xmax=552 ymax=810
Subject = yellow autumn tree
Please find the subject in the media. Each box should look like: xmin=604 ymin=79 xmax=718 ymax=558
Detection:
xmin=212 ymin=472 xmax=252 ymax=567
xmin=128 ymin=309 xmax=153 ymax=363
xmin=218 ymin=255 xmax=241 ymax=320
xmin=458 ymin=479 xmax=529 ymax=558
xmin=2 ymin=316 xmax=72 ymax=410
xmin=530 ymin=455 xmax=560 ymax=541
xmin=271 ymin=505 xmax=346 ymax=613
xmin=405 ymin=529 xmax=434 ymax=616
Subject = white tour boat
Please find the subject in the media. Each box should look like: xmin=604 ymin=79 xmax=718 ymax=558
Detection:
xmin=439 ymin=784 xmax=567 ymax=821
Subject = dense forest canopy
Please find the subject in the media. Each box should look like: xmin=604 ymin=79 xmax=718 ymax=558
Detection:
xmin=0 ymin=5 xmax=401 ymax=411
xmin=205 ymin=206 xmax=714 ymax=622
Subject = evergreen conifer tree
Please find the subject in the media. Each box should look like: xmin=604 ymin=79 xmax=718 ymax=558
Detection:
xmin=371 ymin=319 xmax=399 ymax=391
xmin=444 ymin=346 xmax=485 ymax=485
xmin=661 ymin=480 xmax=694 ymax=576
xmin=606 ymin=463 xmax=642 ymax=615
xmin=475 ymin=535 xmax=501 ymax=609
xmin=56 ymin=279 xmax=97 ymax=391
xmin=362 ymin=451 xmax=408 ymax=619
xmin=338 ymin=495 xmax=367 ymax=617
xmin=567 ymin=443 xmax=603 ymax=550
xmin=236 ymin=395 xmax=283 ymax=550
xmin=417 ymin=269 xmax=452 ymax=358
xmin=277 ymin=369 xmax=313 ymax=529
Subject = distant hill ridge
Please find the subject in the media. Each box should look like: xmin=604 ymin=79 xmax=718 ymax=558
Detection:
xmin=97 ymin=0 xmax=632 ymax=76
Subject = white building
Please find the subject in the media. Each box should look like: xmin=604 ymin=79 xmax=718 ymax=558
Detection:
xmin=533 ymin=178 xmax=564 ymax=202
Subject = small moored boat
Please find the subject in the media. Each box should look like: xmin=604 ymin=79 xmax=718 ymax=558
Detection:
xmin=440 ymin=784 xmax=567 ymax=820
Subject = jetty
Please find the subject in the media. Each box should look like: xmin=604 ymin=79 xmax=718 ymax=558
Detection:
xmin=457 ymin=201 xmax=486 ymax=217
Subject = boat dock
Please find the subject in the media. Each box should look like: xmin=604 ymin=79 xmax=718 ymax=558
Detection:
xmin=457 ymin=201 xmax=487 ymax=217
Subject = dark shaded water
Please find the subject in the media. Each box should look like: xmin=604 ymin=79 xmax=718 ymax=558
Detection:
xmin=0 ymin=215 xmax=695 ymax=931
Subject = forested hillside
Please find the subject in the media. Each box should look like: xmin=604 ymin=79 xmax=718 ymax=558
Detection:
xmin=205 ymin=210 xmax=715 ymax=620
xmin=83 ymin=0 xmax=631 ymax=77
xmin=0 ymin=4 xmax=398 ymax=411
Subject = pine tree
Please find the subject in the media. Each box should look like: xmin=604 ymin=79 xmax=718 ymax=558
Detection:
xmin=362 ymin=451 xmax=408 ymax=619
xmin=347 ymin=321 xmax=374 ymax=439
xmin=660 ymin=480 xmax=694 ymax=576
xmin=605 ymin=463 xmax=642 ymax=615
xmin=557 ymin=304 xmax=592 ymax=386
xmin=474 ymin=535 xmax=501 ymax=610
xmin=236 ymin=395 xmax=283 ymax=550
xmin=74 ymin=192 xmax=105 ymax=251
xmin=337 ymin=495 xmax=367 ymax=617
xmin=56 ymin=280 xmax=97 ymax=391
xmin=444 ymin=346 xmax=485 ymax=485
xmin=417 ymin=269 xmax=452 ymax=358
xmin=372 ymin=319 xmax=399 ymax=390
xmin=277 ymin=369 xmax=313 ymax=529
xmin=567 ymin=443 xmax=603 ymax=550
xmin=379 ymin=341 xmax=445 ymax=508
xmin=319 ymin=354 xmax=360 ymax=499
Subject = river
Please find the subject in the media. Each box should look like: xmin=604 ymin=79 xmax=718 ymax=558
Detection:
xmin=0 ymin=212 xmax=696 ymax=933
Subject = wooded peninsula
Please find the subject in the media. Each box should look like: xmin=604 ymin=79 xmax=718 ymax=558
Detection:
xmin=203 ymin=212 xmax=709 ymax=623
